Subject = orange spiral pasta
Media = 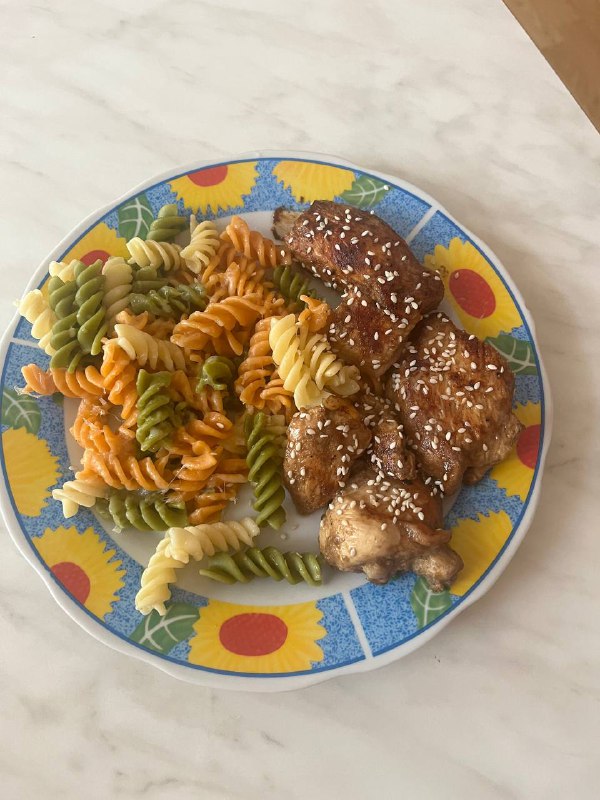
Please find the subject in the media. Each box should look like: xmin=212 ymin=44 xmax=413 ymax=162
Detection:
xmin=170 ymin=295 xmax=263 ymax=356
xmin=168 ymin=371 xmax=225 ymax=415
xmin=21 ymin=364 xmax=104 ymax=399
xmin=71 ymin=400 xmax=135 ymax=455
xmin=169 ymin=442 xmax=221 ymax=493
xmin=260 ymin=373 xmax=295 ymax=420
xmin=187 ymin=485 xmax=239 ymax=525
xmin=222 ymin=216 xmax=291 ymax=267
xmin=298 ymin=295 xmax=330 ymax=333
xmin=235 ymin=317 xmax=278 ymax=408
xmin=77 ymin=450 xmax=172 ymax=491
xmin=114 ymin=309 xmax=175 ymax=339
xmin=100 ymin=339 xmax=138 ymax=423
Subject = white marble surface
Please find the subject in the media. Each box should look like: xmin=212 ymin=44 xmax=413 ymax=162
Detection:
xmin=1 ymin=0 xmax=599 ymax=797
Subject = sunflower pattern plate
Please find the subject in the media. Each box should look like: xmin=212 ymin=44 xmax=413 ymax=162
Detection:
xmin=0 ymin=152 xmax=551 ymax=690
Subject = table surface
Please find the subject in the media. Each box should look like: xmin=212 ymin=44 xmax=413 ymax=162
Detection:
xmin=1 ymin=1 xmax=599 ymax=798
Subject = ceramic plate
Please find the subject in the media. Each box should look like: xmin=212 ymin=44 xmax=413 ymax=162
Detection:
xmin=0 ymin=151 xmax=551 ymax=691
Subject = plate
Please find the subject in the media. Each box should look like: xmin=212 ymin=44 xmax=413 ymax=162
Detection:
xmin=0 ymin=151 xmax=552 ymax=691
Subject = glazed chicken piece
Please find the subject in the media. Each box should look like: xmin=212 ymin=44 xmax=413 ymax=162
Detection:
xmin=272 ymin=208 xmax=301 ymax=242
xmin=353 ymin=387 xmax=416 ymax=481
xmin=386 ymin=312 xmax=523 ymax=495
xmin=320 ymin=467 xmax=463 ymax=589
xmin=327 ymin=293 xmax=413 ymax=381
xmin=284 ymin=200 xmax=443 ymax=319
xmin=283 ymin=396 xmax=371 ymax=514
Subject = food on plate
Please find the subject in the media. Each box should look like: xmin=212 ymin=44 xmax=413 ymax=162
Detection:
xmin=15 ymin=197 xmax=521 ymax=612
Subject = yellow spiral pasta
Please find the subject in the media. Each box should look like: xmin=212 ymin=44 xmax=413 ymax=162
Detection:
xmin=49 ymin=259 xmax=78 ymax=282
xmin=180 ymin=219 xmax=220 ymax=273
xmin=170 ymin=295 xmax=262 ymax=356
xmin=52 ymin=478 xmax=108 ymax=518
xmin=21 ymin=364 xmax=104 ymax=399
xmin=18 ymin=289 xmax=56 ymax=354
xmin=115 ymin=323 xmax=187 ymax=371
xmin=102 ymin=257 xmax=133 ymax=328
xmin=269 ymin=314 xmax=322 ymax=408
xmin=165 ymin=516 xmax=260 ymax=564
xmin=222 ymin=216 xmax=291 ymax=268
xmin=135 ymin=535 xmax=185 ymax=616
xmin=127 ymin=238 xmax=183 ymax=272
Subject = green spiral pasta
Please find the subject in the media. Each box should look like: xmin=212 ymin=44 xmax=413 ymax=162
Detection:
xmin=131 ymin=265 xmax=168 ymax=294
xmin=136 ymin=369 xmax=182 ymax=453
xmin=129 ymin=283 xmax=207 ymax=319
xmin=244 ymin=412 xmax=286 ymax=529
xmin=48 ymin=275 xmax=84 ymax=371
xmin=199 ymin=547 xmax=322 ymax=586
xmin=196 ymin=355 xmax=237 ymax=393
xmin=74 ymin=259 xmax=107 ymax=356
xmin=97 ymin=491 xmax=187 ymax=532
xmin=147 ymin=204 xmax=187 ymax=242
xmin=273 ymin=265 xmax=317 ymax=309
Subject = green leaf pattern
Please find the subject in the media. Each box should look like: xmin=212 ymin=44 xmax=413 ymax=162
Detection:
xmin=129 ymin=602 xmax=200 ymax=653
xmin=340 ymin=175 xmax=390 ymax=209
xmin=485 ymin=334 xmax=537 ymax=375
xmin=117 ymin=193 xmax=154 ymax=241
xmin=1 ymin=388 xmax=41 ymax=434
xmin=410 ymin=577 xmax=452 ymax=628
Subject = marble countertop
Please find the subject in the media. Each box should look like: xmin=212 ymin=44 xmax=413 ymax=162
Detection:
xmin=1 ymin=0 xmax=599 ymax=797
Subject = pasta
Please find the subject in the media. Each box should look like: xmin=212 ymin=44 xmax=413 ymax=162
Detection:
xmin=129 ymin=283 xmax=207 ymax=319
xmin=97 ymin=491 xmax=187 ymax=532
xmin=52 ymin=478 xmax=109 ymax=518
xmin=135 ymin=535 xmax=185 ymax=616
xmin=222 ymin=216 xmax=291 ymax=268
xmin=244 ymin=412 xmax=286 ymax=529
xmin=74 ymin=259 xmax=107 ymax=356
xmin=14 ymin=214 xmax=381 ymax=609
xmin=165 ymin=517 xmax=260 ymax=564
xmin=115 ymin=324 xmax=187 ymax=371
xmin=147 ymin=203 xmax=187 ymax=242
xmin=18 ymin=289 xmax=56 ymax=354
xmin=199 ymin=547 xmax=322 ymax=586
xmin=127 ymin=238 xmax=182 ymax=272
xmin=102 ymin=257 xmax=133 ymax=328
xmin=171 ymin=295 xmax=262 ymax=356
xmin=135 ymin=369 xmax=181 ymax=453
xmin=21 ymin=364 xmax=104 ymax=399
xmin=180 ymin=219 xmax=220 ymax=272
xmin=48 ymin=275 xmax=84 ymax=371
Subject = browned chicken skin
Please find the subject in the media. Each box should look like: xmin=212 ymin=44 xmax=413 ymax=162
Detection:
xmin=319 ymin=467 xmax=463 ymax=590
xmin=386 ymin=312 xmax=523 ymax=495
xmin=283 ymin=396 xmax=371 ymax=514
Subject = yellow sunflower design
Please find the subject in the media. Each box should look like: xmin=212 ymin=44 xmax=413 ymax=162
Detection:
xmin=188 ymin=600 xmax=325 ymax=673
xmin=425 ymin=238 xmax=522 ymax=339
xmin=2 ymin=427 xmax=60 ymax=517
xmin=61 ymin=221 xmax=129 ymax=266
xmin=491 ymin=402 xmax=541 ymax=501
xmin=34 ymin=526 xmax=125 ymax=618
xmin=273 ymin=160 xmax=355 ymax=202
xmin=169 ymin=161 xmax=258 ymax=215
xmin=450 ymin=510 xmax=513 ymax=596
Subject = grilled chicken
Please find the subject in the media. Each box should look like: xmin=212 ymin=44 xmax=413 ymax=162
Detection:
xmin=386 ymin=312 xmax=523 ymax=495
xmin=283 ymin=396 xmax=371 ymax=514
xmin=285 ymin=200 xmax=443 ymax=318
xmin=272 ymin=208 xmax=300 ymax=242
xmin=319 ymin=467 xmax=463 ymax=589
xmin=353 ymin=387 xmax=416 ymax=481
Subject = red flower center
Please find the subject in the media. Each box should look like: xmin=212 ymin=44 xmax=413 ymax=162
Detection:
xmin=449 ymin=269 xmax=496 ymax=318
xmin=51 ymin=562 xmax=91 ymax=604
xmin=80 ymin=249 xmax=110 ymax=265
xmin=188 ymin=165 xmax=228 ymax=187
xmin=219 ymin=613 xmax=288 ymax=656
xmin=516 ymin=424 xmax=540 ymax=470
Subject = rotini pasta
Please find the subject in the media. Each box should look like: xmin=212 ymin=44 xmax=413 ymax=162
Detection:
xmin=268 ymin=314 xmax=321 ymax=408
xmin=100 ymin=339 xmax=138 ymax=422
xmin=272 ymin=265 xmax=318 ymax=309
xmin=187 ymin=485 xmax=239 ymax=525
xmin=170 ymin=295 xmax=262 ymax=356
xmin=129 ymin=283 xmax=207 ymax=319
xmin=18 ymin=289 xmax=56 ymax=354
xmin=48 ymin=275 xmax=84 ymax=371
xmin=97 ymin=491 xmax=187 ymax=532
xmin=198 ymin=547 xmax=322 ymax=586
xmin=77 ymin=449 xmax=171 ymax=492
xmin=21 ymin=364 xmax=104 ymax=399
xmin=52 ymin=478 xmax=109 ymax=518
xmin=72 ymin=400 xmax=135 ymax=455
xmin=102 ymin=257 xmax=133 ymax=329
xmin=235 ymin=317 xmax=277 ymax=408
xmin=127 ymin=238 xmax=182 ymax=272
xmin=135 ymin=535 xmax=185 ymax=616
xmin=222 ymin=216 xmax=291 ymax=268
xmin=244 ymin=412 xmax=286 ymax=529
xmin=131 ymin=264 xmax=168 ymax=294
xmin=115 ymin=324 xmax=187 ymax=371
xmin=147 ymin=203 xmax=187 ymax=242
xmin=49 ymin=259 xmax=78 ymax=282
xmin=136 ymin=369 xmax=181 ymax=453
xmin=180 ymin=219 xmax=220 ymax=272
xmin=74 ymin=259 xmax=107 ymax=356
xmin=196 ymin=355 xmax=236 ymax=393
xmin=164 ymin=517 xmax=260 ymax=564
